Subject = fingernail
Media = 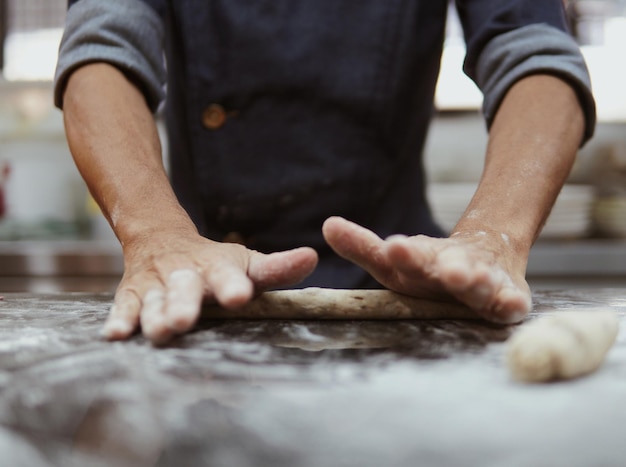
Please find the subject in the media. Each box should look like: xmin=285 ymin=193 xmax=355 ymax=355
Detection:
xmin=507 ymin=310 xmax=529 ymax=323
xmin=102 ymin=319 xmax=132 ymax=338
xmin=220 ymin=281 xmax=252 ymax=306
xmin=488 ymin=301 xmax=530 ymax=324
xmin=167 ymin=303 xmax=197 ymax=332
xmin=141 ymin=320 xmax=165 ymax=340
xmin=489 ymin=310 xmax=528 ymax=324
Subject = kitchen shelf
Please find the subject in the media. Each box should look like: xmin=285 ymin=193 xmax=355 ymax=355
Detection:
xmin=1 ymin=239 xmax=626 ymax=279
xmin=527 ymin=239 xmax=626 ymax=276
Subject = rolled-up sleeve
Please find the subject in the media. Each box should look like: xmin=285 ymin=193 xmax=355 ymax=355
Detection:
xmin=457 ymin=0 xmax=596 ymax=145
xmin=54 ymin=0 xmax=166 ymax=112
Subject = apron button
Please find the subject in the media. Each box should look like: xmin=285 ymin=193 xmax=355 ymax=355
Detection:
xmin=202 ymin=104 xmax=227 ymax=130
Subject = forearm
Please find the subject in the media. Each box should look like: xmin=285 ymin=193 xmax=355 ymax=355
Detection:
xmin=62 ymin=64 xmax=317 ymax=343
xmin=63 ymin=63 xmax=198 ymax=247
xmin=453 ymin=74 xmax=585 ymax=255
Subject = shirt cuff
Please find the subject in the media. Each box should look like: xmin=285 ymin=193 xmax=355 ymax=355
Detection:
xmin=470 ymin=24 xmax=596 ymax=146
xmin=54 ymin=0 xmax=166 ymax=112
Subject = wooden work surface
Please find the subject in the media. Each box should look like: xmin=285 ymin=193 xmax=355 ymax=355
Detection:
xmin=0 ymin=289 xmax=625 ymax=466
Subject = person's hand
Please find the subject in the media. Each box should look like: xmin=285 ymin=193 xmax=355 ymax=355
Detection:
xmin=102 ymin=231 xmax=318 ymax=344
xmin=322 ymin=216 xmax=531 ymax=323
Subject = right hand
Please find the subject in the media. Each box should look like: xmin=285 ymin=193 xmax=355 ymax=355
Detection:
xmin=60 ymin=64 xmax=318 ymax=344
xmin=102 ymin=231 xmax=318 ymax=344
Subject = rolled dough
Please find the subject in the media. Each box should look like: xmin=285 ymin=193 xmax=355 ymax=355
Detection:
xmin=505 ymin=310 xmax=619 ymax=383
xmin=201 ymin=287 xmax=480 ymax=320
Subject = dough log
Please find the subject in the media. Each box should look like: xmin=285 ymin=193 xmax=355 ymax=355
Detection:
xmin=201 ymin=287 xmax=480 ymax=320
xmin=505 ymin=310 xmax=619 ymax=383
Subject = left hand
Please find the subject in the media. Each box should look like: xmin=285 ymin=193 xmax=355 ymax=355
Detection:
xmin=322 ymin=216 xmax=531 ymax=323
xmin=103 ymin=230 xmax=318 ymax=344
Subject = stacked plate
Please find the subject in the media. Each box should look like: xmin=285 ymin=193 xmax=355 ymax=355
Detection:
xmin=427 ymin=183 xmax=477 ymax=234
xmin=592 ymin=196 xmax=626 ymax=238
xmin=541 ymin=185 xmax=594 ymax=239
xmin=427 ymin=183 xmax=594 ymax=239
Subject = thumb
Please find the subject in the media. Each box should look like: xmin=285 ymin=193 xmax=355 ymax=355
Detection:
xmin=248 ymin=247 xmax=318 ymax=290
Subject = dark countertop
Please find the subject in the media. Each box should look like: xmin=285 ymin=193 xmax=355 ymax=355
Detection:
xmin=1 ymin=289 xmax=626 ymax=467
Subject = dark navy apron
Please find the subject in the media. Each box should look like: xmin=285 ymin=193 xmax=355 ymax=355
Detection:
xmin=159 ymin=0 xmax=448 ymax=288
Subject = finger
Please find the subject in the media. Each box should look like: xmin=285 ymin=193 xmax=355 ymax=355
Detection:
xmin=164 ymin=269 xmax=205 ymax=334
xmin=384 ymin=235 xmax=438 ymax=278
xmin=490 ymin=282 xmax=532 ymax=324
xmin=448 ymin=264 xmax=530 ymax=323
xmin=436 ymin=247 xmax=475 ymax=290
xmin=448 ymin=263 xmax=498 ymax=311
xmin=102 ymin=288 xmax=141 ymax=340
xmin=139 ymin=288 xmax=173 ymax=344
xmin=387 ymin=236 xmax=499 ymax=310
xmin=322 ymin=216 xmax=387 ymax=272
xmin=431 ymin=245 xmax=504 ymax=312
xmin=248 ymin=247 xmax=318 ymax=290
xmin=205 ymin=262 xmax=255 ymax=309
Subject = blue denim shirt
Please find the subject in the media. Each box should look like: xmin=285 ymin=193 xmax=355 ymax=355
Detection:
xmin=55 ymin=0 xmax=595 ymax=288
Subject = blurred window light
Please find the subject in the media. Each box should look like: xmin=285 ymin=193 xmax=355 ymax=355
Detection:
xmin=435 ymin=2 xmax=483 ymax=111
xmin=1 ymin=0 xmax=66 ymax=81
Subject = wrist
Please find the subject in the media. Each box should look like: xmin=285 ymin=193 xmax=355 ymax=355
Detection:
xmin=113 ymin=204 xmax=200 ymax=250
xmin=448 ymin=225 xmax=531 ymax=277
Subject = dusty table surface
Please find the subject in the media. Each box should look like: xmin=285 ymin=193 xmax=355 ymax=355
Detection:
xmin=1 ymin=289 xmax=626 ymax=467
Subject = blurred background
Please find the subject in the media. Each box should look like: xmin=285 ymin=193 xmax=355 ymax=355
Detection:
xmin=0 ymin=0 xmax=625 ymax=292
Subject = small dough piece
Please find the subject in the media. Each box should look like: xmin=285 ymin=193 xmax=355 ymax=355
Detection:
xmin=506 ymin=310 xmax=619 ymax=383
xmin=202 ymin=288 xmax=480 ymax=320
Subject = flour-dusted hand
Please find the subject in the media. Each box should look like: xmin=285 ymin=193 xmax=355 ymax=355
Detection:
xmin=62 ymin=64 xmax=317 ymax=345
xmin=103 ymin=232 xmax=317 ymax=344
xmin=322 ymin=75 xmax=586 ymax=323
xmin=322 ymin=216 xmax=531 ymax=324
